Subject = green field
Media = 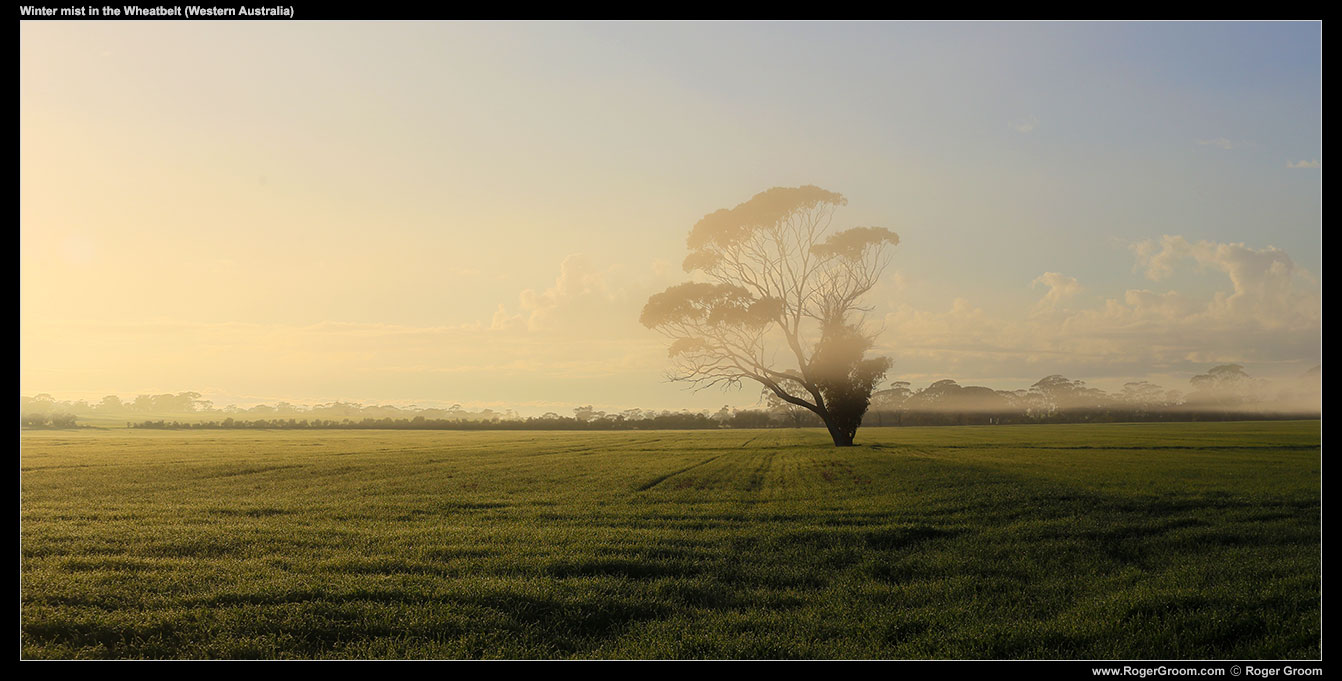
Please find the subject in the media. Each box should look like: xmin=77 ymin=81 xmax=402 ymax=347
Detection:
xmin=20 ymin=422 xmax=1321 ymax=659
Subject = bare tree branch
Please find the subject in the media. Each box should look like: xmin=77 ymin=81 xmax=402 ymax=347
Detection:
xmin=641 ymin=186 xmax=901 ymax=446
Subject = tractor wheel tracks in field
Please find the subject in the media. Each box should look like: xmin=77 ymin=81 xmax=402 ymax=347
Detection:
xmin=634 ymin=454 xmax=726 ymax=492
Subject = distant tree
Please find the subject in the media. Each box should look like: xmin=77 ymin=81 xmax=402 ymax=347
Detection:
xmin=573 ymin=405 xmax=604 ymax=423
xmin=902 ymin=380 xmax=1011 ymax=415
xmin=1029 ymin=375 xmax=1108 ymax=413
xmin=1119 ymin=381 xmax=1168 ymax=411
xmin=762 ymin=388 xmax=809 ymax=428
xmin=640 ymin=186 xmax=899 ymax=446
xmin=871 ymin=381 xmax=913 ymax=409
xmin=730 ymin=409 xmax=774 ymax=429
xmin=20 ymin=412 xmax=75 ymax=428
xmin=906 ymin=379 xmax=962 ymax=408
xmin=866 ymin=381 xmax=913 ymax=426
xmin=712 ymin=405 xmax=733 ymax=424
xmin=22 ymin=394 xmax=56 ymax=415
xmin=1275 ymin=365 xmax=1322 ymax=413
xmin=1188 ymin=364 xmax=1261 ymax=408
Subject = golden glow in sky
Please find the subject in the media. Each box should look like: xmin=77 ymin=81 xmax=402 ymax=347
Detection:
xmin=20 ymin=22 xmax=1321 ymax=413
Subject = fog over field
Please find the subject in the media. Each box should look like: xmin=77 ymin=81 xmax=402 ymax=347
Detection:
xmin=19 ymin=18 xmax=1321 ymax=664
xmin=20 ymin=22 xmax=1320 ymax=414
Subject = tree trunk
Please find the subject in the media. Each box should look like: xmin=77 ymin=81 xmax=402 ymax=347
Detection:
xmin=826 ymin=423 xmax=855 ymax=447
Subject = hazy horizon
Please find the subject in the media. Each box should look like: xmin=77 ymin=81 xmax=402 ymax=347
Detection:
xmin=20 ymin=21 xmax=1322 ymax=415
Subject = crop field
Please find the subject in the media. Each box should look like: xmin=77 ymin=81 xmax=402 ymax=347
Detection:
xmin=20 ymin=421 xmax=1321 ymax=659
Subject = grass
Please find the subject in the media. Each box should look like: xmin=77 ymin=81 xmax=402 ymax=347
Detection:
xmin=19 ymin=421 xmax=1321 ymax=659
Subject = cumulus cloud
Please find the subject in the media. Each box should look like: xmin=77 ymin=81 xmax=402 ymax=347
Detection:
xmin=1129 ymin=236 xmax=1317 ymax=329
xmin=511 ymin=254 xmax=617 ymax=332
xmin=878 ymin=236 xmax=1320 ymax=383
xmin=491 ymin=252 xmax=683 ymax=338
xmin=1031 ymin=272 xmax=1081 ymax=313
xmin=1130 ymin=235 xmax=1182 ymax=281
xmin=490 ymin=304 xmax=524 ymax=331
xmin=1287 ymin=159 xmax=1321 ymax=169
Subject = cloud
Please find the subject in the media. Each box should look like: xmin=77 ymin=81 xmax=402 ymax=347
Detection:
xmin=1130 ymin=236 xmax=1181 ymax=281
xmin=1031 ymin=272 xmax=1081 ymax=313
xmin=488 ymin=252 xmax=688 ymax=341
xmin=878 ymin=236 xmax=1320 ymax=383
xmin=1195 ymin=138 xmax=1236 ymax=150
xmin=1128 ymin=236 xmax=1315 ymax=328
xmin=510 ymin=253 xmax=619 ymax=332
xmin=489 ymin=304 xmax=524 ymax=331
xmin=1011 ymin=115 xmax=1039 ymax=134
xmin=1287 ymin=159 xmax=1321 ymax=169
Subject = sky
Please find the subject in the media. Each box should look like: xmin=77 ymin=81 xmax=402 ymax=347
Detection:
xmin=19 ymin=21 xmax=1322 ymax=415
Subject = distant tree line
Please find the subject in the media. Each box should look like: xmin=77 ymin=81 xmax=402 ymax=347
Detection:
xmin=19 ymin=393 xmax=522 ymax=428
xmin=20 ymin=413 xmax=78 ymax=429
xmin=862 ymin=364 xmax=1320 ymax=427
xmin=131 ymin=411 xmax=727 ymax=431
xmin=23 ymin=364 xmax=1320 ymax=431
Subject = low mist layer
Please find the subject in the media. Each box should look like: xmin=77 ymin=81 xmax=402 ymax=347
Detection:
xmin=21 ymin=364 xmax=1319 ymax=430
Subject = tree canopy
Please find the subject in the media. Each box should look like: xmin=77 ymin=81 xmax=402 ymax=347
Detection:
xmin=641 ymin=186 xmax=899 ymax=446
